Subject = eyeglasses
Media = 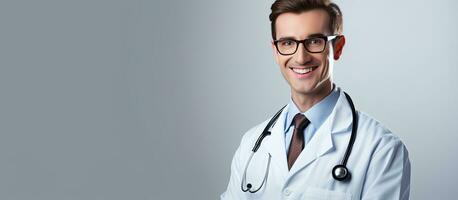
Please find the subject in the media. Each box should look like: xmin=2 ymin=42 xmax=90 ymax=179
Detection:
xmin=273 ymin=35 xmax=338 ymax=55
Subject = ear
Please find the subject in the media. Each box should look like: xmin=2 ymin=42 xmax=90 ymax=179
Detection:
xmin=333 ymin=35 xmax=346 ymax=60
xmin=271 ymin=41 xmax=280 ymax=64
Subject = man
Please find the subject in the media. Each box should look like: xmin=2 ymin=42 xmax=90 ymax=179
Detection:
xmin=221 ymin=0 xmax=411 ymax=199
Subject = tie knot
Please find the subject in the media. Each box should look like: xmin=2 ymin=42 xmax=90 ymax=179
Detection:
xmin=293 ymin=113 xmax=309 ymax=131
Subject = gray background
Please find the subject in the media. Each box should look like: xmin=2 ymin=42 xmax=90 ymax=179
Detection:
xmin=0 ymin=0 xmax=457 ymax=199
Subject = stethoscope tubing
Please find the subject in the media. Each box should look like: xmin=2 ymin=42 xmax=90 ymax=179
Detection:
xmin=241 ymin=92 xmax=358 ymax=193
xmin=341 ymin=92 xmax=358 ymax=166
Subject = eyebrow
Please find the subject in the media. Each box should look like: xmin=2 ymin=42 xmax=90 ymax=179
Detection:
xmin=276 ymin=33 xmax=326 ymax=41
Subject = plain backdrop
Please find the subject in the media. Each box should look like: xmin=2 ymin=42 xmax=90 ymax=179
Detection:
xmin=0 ymin=0 xmax=457 ymax=199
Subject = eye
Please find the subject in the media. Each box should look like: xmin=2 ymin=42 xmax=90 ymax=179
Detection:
xmin=279 ymin=40 xmax=295 ymax=47
xmin=308 ymin=38 xmax=324 ymax=45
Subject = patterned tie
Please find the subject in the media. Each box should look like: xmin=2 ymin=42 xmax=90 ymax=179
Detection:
xmin=287 ymin=113 xmax=310 ymax=170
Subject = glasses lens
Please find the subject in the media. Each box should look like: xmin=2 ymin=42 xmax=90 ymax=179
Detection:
xmin=276 ymin=39 xmax=297 ymax=55
xmin=305 ymin=37 xmax=326 ymax=53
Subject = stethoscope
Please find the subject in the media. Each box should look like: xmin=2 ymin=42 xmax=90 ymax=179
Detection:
xmin=241 ymin=92 xmax=358 ymax=193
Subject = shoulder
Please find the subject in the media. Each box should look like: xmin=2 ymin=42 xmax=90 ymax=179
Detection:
xmin=356 ymin=111 xmax=409 ymax=155
xmin=238 ymin=118 xmax=271 ymax=149
xmin=228 ymin=117 xmax=272 ymax=165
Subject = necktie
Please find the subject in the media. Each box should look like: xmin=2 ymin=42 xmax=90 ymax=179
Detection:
xmin=287 ymin=113 xmax=310 ymax=170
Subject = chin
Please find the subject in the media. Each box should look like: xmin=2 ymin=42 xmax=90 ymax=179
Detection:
xmin=292 ymin=86 xmax=315 ymax=95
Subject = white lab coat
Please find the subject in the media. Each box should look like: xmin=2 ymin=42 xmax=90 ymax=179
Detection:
xmin=221 ymin=90 xmax=410 ymax=200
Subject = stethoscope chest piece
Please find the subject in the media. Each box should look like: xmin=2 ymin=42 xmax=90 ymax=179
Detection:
xmin=332 ymin=164 xmax=351 ymax=181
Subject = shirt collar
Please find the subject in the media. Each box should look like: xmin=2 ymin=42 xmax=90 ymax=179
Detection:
xmin=284 ymin=84 xmax=340 ymax=133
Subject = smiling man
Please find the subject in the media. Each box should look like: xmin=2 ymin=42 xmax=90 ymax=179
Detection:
xmin=221 ymin=0 xmax=410 ymax=199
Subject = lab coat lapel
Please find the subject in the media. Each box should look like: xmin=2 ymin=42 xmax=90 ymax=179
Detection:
xmin=264 ymin=105 xmax=290 ymax=180
xmin=287 ymin=90 xmax=353 ymax=177
xmin=287 ymin=115 xmax=334 ymax=176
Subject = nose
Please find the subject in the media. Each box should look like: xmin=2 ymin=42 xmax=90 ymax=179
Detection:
xmin=294 ymin=42 xmax=312 ymax=64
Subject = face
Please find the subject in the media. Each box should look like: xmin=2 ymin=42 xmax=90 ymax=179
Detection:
xmin=271 ymin=9 xmax=344 ymax=98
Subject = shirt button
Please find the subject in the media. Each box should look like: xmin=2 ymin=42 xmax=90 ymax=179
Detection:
xmin=284 ymin=189 xmax=291 ymax=196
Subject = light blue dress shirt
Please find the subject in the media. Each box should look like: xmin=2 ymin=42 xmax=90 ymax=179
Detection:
xmin=284 ymin=85 xmax=340 ymax=152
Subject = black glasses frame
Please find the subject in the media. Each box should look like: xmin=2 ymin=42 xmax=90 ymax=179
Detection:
xmin=273 ymin=35 xmax=339 ymax=56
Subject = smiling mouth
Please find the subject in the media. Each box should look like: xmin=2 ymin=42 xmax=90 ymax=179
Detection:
xmin=289 ymin=66 xmax=318 ymax=74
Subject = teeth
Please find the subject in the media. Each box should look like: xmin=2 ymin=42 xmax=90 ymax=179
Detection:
xmin=291 ymin=67 xmax=314 ymax=74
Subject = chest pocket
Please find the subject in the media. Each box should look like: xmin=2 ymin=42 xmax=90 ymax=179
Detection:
xmin=302 ymin=187 xmax=352 ymax=200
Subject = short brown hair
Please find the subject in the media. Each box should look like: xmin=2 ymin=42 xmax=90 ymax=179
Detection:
xmin=269 ymin=0 xmax=343 ymax=40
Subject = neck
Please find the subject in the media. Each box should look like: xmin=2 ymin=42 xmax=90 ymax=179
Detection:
xmin=291 ymin=82 xmax=333 ymax=113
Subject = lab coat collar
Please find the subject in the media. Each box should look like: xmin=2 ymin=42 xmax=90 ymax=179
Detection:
xmin=329 ymin=89 xmax=353 ymax=134
xmin=264 ymin=88 xmax=353 ymax=180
